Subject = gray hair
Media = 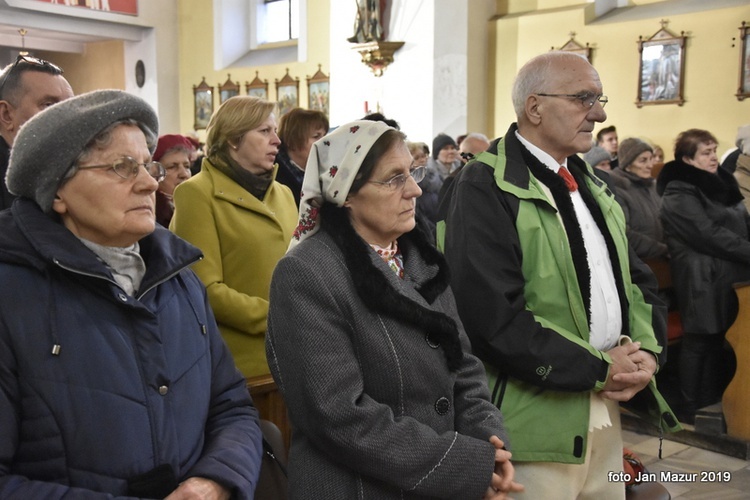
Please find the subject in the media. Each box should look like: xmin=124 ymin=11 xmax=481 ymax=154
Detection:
xmin=511 ymin=51 xmax=588 ymax=118
xmin=63 ymin=119 xmax=157 ymax=183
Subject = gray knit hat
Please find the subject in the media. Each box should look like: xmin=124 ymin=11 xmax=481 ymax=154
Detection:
xmin=617 ymin=138 xmax=652 ymax=170
xmin=7 ymin=89 xmax=159 ymax=212
xmin=583 ymin=146 xmax=611 ymax=167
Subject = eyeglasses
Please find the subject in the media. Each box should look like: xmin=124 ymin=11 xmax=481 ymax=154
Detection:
xmin=0 ymin=54 xmax=63 ymax=99
xmin=76 ymin=156 xmax=166 ymax=182
xmin=369 ymin=166 xmax=426 ymax=191
xmin=536 ymin=92 xmax=608 ymax=109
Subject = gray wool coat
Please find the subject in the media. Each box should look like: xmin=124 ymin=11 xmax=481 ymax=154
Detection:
xmin=266 ymin=217 xmax=509 ymax=499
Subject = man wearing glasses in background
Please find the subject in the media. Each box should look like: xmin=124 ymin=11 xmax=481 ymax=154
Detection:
xmin=440 ymin=51 xmax=679 ymax=498
xmin=0 ymin=55 xmax=73 ymax=209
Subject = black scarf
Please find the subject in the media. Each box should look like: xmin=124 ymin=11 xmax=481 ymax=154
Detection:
xmin=320 ymin=203 xmax=464 ymax=371
xmin=210 ymin=151 xmax=273 ymax=201
xmin=518 ymin=146 xmax=630 ymax=335
xmin=657 ymin=159 xmax=744 ymax=206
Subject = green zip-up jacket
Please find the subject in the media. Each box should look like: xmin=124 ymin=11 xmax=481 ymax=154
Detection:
xmin=438 ymin=124 xmax=680 ymax=463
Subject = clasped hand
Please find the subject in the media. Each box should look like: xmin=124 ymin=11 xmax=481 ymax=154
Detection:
xmin=483 ymin=436 xmax=524 ymax=500
xmin=600 ymin=341 xmax=656 ymax=402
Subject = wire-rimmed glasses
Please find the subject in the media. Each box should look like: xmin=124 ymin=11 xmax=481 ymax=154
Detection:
xmin=536 ymin=92 xmax=608 ymax=109
xmin=369 ymin=166 xmax=426 ymax=191
xmin=76 ymin=156 xmax=166 ymax=183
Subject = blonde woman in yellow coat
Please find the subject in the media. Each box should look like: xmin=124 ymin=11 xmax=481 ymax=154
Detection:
xmin=171 ymin=96 xmax=297 ymax=377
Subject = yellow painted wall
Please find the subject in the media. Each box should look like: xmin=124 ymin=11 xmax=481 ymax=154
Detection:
xmin=492 ymin=3 xmax=750 ymax=155
xmin=38 ymin=40 xmax=125 ymax=96
xmin=178 ymin=0 xmax=330 ymax=139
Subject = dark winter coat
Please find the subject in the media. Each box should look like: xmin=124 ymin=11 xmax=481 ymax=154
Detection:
xmin=266 ymin=205 xmax=508 ymax=499
xmin=0 ymin=198 xmax=262 ymax=498
xmin=658 ymin=160 xmax=750 ymax=334
xmin=274 ymin=147 xmax=305 ymax=207
xmin=0 ymin=137 xmax=15 ymax=210
xmin=610 ymin=168 xmax=668 ymax=259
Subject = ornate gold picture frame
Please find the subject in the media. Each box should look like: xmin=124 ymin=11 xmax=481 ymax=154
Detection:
xmin=193 ymin=77 xmax=214 ymax=130
xmin=553 ymin=32 xmax=592 ymax=63
xmin=275 ymin=68 xmax=300 ymax=116
xmin=218 ymin=74 xmax=240 ymax=104
xmin=246 ymin=71 xmax=269 ymax=100
xmin=306 ymin=64 xmax=330 ymax=117
xmin=737 ymin=21 xmax=750 ymax=101
xmin=636 ymin=22 xmax=687 ymax=107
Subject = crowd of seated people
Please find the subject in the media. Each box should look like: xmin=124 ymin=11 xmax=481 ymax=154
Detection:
xmin=3 ymin=50 xmax=750 ymax=498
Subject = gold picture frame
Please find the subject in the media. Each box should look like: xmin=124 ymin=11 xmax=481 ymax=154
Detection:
xmin=737 ymin=21 xmax=750 ymax=101
xmin=306 ymin=64 xmax=330 ymax=117
xmin=193 ymin=77 xmax=214 ymax=130
xmin=636 ymin=21 xmax=687 ymax=108
xmin=552 ymin=32 xmax=592 ymax=63
xmin=218 ymin=74 xmax=240 ymax=104
xmin=275 ymin=68 xmax=300 ymax=116
xmin=246 ymin=71 xmax=269 ymax=100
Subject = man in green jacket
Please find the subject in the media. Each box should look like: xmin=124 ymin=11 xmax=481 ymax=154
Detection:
xmin=440 ymin=51 xmax=679 ymax=499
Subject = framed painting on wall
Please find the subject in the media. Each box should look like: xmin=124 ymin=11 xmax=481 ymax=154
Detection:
xmin=193 ymin=77 xmax=214 ymax=130
xmin=218 ymin=74 xmax=240 ymax=104
xmin=246 ymin=71 xmax=269 ymax=100
xmin=552 ymin=33 xmax=592 ymax=63
xmin=636 ymin=22 xmax=686 ymax=107
xmin=275 ymin=68 xmax=300 ymax=116
xmin=306 ymin=64 xmax=330 ymax=117
xmin=737 ymin=21 xmax=750 ymax=101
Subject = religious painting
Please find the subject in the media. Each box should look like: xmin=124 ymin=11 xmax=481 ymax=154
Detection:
xmin=307 ymin=65 xmax=330 ymax=117
xmin=553 ymin=33 xmax=592 ymax=63
xmin=34 ymin=0 xmax=138 ymax=15
xmin=737 ymin=22 xmax=750 ymax=101
xmin=636 ymin=23 xmax=686 ymax=107
xmin=193 ymin=77 xmax=213 ymax=130
xmin=275 ymin=69 xmax=300 ymax=116
xmin=218 ymin=74 xmax=240 ymax=104
xmin=246 ymin=71 xmax=269 ymax=100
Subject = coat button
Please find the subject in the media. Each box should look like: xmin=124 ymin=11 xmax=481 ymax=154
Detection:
xmin=158 ymin=385 xmax=169 ymax=396
xmin=425 ymin=333 xmax=440 ymax=349
xmin=118 ymin=293 xmax=128 ymax=302
xmin=435 ymin=397 xmax=451 ymax=415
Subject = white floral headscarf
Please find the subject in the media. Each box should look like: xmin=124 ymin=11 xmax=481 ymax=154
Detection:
xmin=289 ymin=120 xmax=393 ymax=249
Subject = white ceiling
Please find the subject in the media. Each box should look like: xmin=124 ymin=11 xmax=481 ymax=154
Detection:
xmin=0 ymin=23 xmax=109 ymax=53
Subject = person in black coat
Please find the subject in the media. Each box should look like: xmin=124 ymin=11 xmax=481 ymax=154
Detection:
xmin=658 ymin=128 xmax=750 ymax=421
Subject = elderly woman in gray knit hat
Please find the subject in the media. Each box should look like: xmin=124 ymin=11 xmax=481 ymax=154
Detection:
xmin=610 ymin=137 xmax=668 ymax=260
xmin=266 ymin=120 xmax=522 ymax=499
xmin=0 ymin=89 xmax=262 ymax=498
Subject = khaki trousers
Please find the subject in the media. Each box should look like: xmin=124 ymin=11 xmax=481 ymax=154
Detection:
xmin=511 ymin=398 xmax=626 ymax=500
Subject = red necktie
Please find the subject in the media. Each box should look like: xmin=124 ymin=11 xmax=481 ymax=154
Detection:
xmin=558 ymin=166 xmax=578 ymax=192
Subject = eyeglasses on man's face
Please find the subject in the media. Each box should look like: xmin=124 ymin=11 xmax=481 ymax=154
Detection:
xmin=536 ymin=92 xmax=608 ymax=109
xmin=0 ymin=54 xmax=63 ymax=99
xmin=76 ymin=156 xmax=166 ymax=183
xmin=369 ymin=165 xmax=426 ymax=191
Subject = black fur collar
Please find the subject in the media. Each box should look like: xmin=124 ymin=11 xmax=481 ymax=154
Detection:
xmin=517 ymin=146 xmax=630 ymax=336
xmin=519 ymin=147 xmax=592 ymax=325
xmin=320 ymin=203 xmax=463 ymax=371
xmin=657 ymin=159 xmax=743 ymax=206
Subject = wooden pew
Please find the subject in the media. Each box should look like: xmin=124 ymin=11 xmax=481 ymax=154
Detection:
xmin=643 ymin=257 xmax=683 ymax=345
xmin=723 ymin=282 xmax=750 ymax=440
xmin=247 ymin=374 xmax=292 ymax=451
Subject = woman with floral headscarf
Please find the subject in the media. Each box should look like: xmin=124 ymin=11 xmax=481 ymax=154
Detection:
xmin=266 ymin=120 xmax=522 ymax=499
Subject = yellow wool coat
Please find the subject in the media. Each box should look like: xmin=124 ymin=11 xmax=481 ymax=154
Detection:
xmin=171 ymin=158 xmax=297 ymax=377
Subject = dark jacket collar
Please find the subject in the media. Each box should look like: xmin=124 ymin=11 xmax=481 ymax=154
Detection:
xmin=657 ymin=158 xmax=744 ymax=206
xmin=498 ymin=123 xmax=608 ymax=194
xmin=320 ymin=203 xmax=464 ymax=371
xmin=0 ymin=198 xmax=202 ymax=294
